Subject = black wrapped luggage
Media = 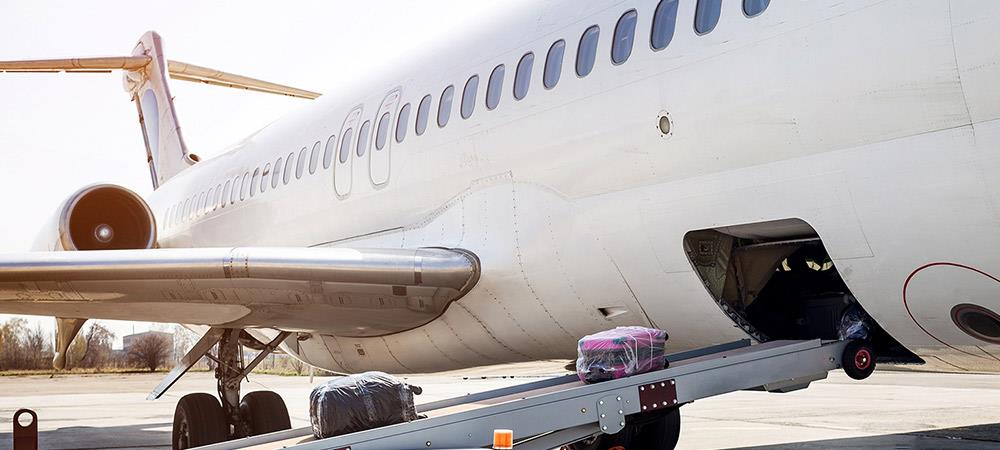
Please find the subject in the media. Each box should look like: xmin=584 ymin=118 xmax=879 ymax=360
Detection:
xmin=309 ymin=371 xmax=423 ymax=439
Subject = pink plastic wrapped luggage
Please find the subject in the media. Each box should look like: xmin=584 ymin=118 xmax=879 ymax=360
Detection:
xmin=575 ymin=326 xmax=668 ymax=383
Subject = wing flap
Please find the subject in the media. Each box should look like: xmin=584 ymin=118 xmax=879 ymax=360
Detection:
xmin=0 ymin=247 xmax=480 ymax=337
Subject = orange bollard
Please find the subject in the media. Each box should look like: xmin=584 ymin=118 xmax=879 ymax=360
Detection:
xmin=493 ymin=428 xmax=513 ymax=449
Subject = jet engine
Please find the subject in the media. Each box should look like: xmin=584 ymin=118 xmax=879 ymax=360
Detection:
xmin=33 ymin=184 xmax=157 ymax=251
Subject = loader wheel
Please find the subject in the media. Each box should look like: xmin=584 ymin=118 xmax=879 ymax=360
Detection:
xmin=843 ymin=340 xmax=876 ymax=380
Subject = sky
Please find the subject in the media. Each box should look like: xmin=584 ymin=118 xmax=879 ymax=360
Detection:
xmin=0 ymin=0 xmax=497 ymax=348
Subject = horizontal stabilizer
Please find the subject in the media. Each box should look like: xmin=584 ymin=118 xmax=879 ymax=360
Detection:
xmin=0 ymin=56 xmax=152 ymax=73
xmin=0 ymin=56 xmax=319 ymax=99
xmin=166 ymin=60 xmax=320 ymax=99
xmin=0 ymin=31 xmax=321 ymax=188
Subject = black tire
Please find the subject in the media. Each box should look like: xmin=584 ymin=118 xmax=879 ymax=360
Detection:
xmin=634 ymin=406 xmax=681 ymax=449
xmin=173 ymin=393 xmax=229 ymax=450
xmin=567 ymin=407 xmax=681 ymax=450
xmin=843 ymin=340 xmax=876 ymax=380
xmin=240 ymin=391 xmax=291 ymax=436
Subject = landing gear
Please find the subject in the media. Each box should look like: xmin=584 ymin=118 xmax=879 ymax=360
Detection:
xmin=568 ymin=407 xmax=681 ymax=450
xmin=168 ymin=328 xmax=293 ymax=449
xmin=842 ymin=340 xmax=876 ymax=380
xmin=173 ymin=393 xmax=228 ymax=449
xmin=240 ymin=391 xmax=292 ymax=436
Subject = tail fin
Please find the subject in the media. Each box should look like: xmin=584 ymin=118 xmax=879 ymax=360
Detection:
xmin=0 ymin=31 xmax=321 ymax=189
xmin=126 ymin=32 xmax=193 ymax=189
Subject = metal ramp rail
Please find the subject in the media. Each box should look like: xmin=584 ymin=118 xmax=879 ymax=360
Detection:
xmin=204 ymin=339 xmax=849 ymax=450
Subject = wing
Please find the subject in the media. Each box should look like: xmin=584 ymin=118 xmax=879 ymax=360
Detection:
xmin=0 ymin=247 xmax=479 ymax=337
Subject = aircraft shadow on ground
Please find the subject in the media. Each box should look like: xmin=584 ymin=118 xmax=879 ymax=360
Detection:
xmin=1 ymin=422 xmax=171 ymax=450
xmin=731 ymin=422 xmax=1000 ymax=450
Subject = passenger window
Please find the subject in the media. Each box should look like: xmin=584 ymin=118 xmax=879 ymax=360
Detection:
xmin=295 ymin=147 xmax=307 ymax=179
xmin=514 ymin=52 xmax=534 ymax=100
xmin=231 ymin=176 xmax=240 ymax=204
xmin=651 ymin=0 xmax=679 ymax=50
xmin=272 ymin=157 xmax=283 ymax=188
xmin=612 ymin=10 xmax=638 ymax=65
xmin=249 ymin=169 xmax=260 ymax=198
xmin=222 ymin=180 xmax=232 ymax=207
xmin=461 ymin=75 xmax=479 ymax=119
xmin=182 ymin=199 xmax=190 ymax=221
xmin=309 ymin=141 xmax=321 ymax=174
xmin=376 ymin=111 xmax=391 ymax=150
xmin=396 ymin=103 xmax=411 ymax=143
xmin=340 ymin=127 xmax=354 ymax=163
xmin=213 ymin=184 xmax=222 ymax=210
xmin=198 ymin=192 xmax=206 ymax=215
xmin=438 ymin=85 xmax=455 ymax=127
xmin=283 ymin=152 xmax=295 ymax=185
xmin=357 ymin=120 xmax=371 ymax=157
xmin=577 ymin=26 xmax=600 ymax=77
xmin=416 ymin=95 xmax=432 ymax=135
xmin=544 ymin=41 xmax=566 ymax=89
xmin=323 ymin=135 xmax=336 ymax=169
xmin=261 ymin=164 xmax=271 ymax=193
xmin=486 ymin=65 xmax=504 ymax=110
xmin=743 ymin=0 xmax=769 ymax=17
xmin=240 ymin=172 xmax=250 ymax=201
xmin=695 ymin=0 xmax=722 ymax=34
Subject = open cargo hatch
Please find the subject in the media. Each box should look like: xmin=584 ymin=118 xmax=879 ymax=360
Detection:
xmin=683 ymin=218 xmax=921 ymax=364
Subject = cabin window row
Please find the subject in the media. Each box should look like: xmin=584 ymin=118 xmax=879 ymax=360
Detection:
xmin=163 ymin=135 xmax=341 ymax=228
xmin=163 ymin=0 xmax=770 ymax=230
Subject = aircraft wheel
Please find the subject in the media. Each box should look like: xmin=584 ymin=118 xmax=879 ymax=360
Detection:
xmin=567 ymin=407 xmax=681 ymax=450
xmin=843 ymin=340 xmax=876 ymax=380
xmin=173 ymin=393 xmax=229 ymax=450
xmin=240 ymin=390 xmax=291 ymax=436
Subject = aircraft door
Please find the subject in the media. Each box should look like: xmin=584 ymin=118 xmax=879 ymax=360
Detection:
xmin=335 ymin=106 xmax=362 ymax=197
xmin=370 ymin=89 xmax=400 ymax=186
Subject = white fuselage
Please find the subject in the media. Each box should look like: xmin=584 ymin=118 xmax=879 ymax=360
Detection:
xmin=146 ymin=0 xmax=1000 ymax=373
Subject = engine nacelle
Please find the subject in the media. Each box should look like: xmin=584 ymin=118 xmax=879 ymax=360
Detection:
xmin=33 ymin=184 xmax=157 ymax=251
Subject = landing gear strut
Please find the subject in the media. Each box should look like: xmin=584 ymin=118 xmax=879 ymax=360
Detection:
xmin=216 ymin=328 xmax=250 ymax=438
xmin=169 ymin=328 xmax=293 ymax=449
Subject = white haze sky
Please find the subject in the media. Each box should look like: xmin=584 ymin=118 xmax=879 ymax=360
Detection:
xmin=0 ymin=0 xmax=501 ymax=347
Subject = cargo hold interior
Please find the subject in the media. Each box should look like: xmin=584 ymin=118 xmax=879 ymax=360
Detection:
xmin=684 ymin=219 xmax=922 ymax=364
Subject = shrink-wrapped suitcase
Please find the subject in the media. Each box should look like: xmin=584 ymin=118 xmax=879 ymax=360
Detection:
xmin=576 ymin=326 xmax=668 ymax=383
xmin=309 ymin=371 xmax=423 ymax=439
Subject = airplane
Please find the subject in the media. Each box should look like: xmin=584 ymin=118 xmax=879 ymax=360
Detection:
xmin=1 ymin=0 xmax=999 ymax=448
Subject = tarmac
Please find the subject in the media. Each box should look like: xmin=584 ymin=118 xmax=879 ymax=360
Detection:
xmin=1 ymin=362 xmax=999 ymax=450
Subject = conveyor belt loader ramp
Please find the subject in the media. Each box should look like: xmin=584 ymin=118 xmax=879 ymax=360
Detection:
xmin=202 ymin=339 xmax=850 ymax=450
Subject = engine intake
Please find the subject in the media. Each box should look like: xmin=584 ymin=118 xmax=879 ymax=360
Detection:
xmin=55 ymin=184 xmax=157 ymax=251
